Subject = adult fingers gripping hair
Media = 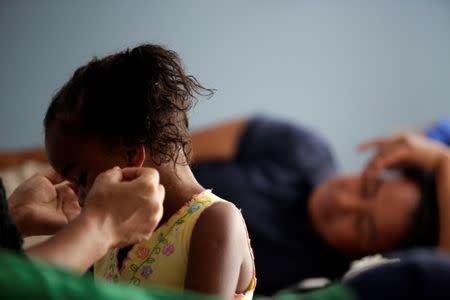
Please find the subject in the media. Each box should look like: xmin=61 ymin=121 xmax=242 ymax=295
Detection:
xmin=39 ymin=168 xmax=65 ymax=185
xmin=118 ymin=167 xmax=165 ymax=244
xmin=22 ymin=166 xmax=164 ymax=273
xmin=83 ymin=166 xmax=165 ymax=248
xmin=8 ymin=168 xmax=81 ymax=237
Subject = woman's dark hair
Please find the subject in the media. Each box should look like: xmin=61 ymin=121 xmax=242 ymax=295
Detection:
xmin=44 ymin=44 xmax=214 ymax=165
xmin=397 ymin=168 xmax=439 ymax=249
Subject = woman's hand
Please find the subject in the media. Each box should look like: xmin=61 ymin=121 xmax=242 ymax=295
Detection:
xmin=8 ymin=169 xmax=81 ymax=237
xmin=358 ymin=132 xmax=450 ymax=194
xmin=360 ymin=132 xmax=450 ymax=251
xmin=82 ymin=166 xmax=165 ymax=248
xmin=26 ymin=166 xmax=165 ymax=272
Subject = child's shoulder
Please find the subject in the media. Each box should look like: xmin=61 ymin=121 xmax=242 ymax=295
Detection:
xmin=185 ymin=193 xmax=255 ymax=297
xmin=195 ymin=192 xmax=244 ymax=228
xmin=191 ymin=193 xmax=248 ymax=248
xmin=174 ymin=191 xmax=244 ymax=238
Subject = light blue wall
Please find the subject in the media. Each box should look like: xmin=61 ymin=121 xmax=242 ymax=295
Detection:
xmin=1 ymin=0 xmax=450 ymax=171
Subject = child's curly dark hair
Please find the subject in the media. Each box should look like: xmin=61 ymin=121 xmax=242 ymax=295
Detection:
xmin=44 ymin=44 xmax=214 ymax=165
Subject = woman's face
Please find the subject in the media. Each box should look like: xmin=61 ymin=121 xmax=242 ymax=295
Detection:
xmin=308 ymin=172 xmax=421 ymax=257
xmin=45 ymin=129 xmax=128 ymax=204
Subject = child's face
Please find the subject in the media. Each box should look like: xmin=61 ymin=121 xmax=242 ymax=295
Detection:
xmin=45 ymin=130 xmax=128 ymax=205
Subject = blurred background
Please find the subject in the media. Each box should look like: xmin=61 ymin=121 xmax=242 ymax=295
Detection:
xmin=1 ymin=0 xmax=450 ymax=171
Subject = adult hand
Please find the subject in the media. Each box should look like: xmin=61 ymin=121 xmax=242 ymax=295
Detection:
xmin=82 ymin=166 xmax=165 ymax=248
xmin=358 ymin=132 xmax=450 ymax=195
xmin=26 ymin=166 xmax=165 ymax=272
xmin=8 ymin=169 xmax=81 ymax=237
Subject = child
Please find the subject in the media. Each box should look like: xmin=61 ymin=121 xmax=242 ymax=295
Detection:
xmin=43 ymin=44 xmax=256 ymax=299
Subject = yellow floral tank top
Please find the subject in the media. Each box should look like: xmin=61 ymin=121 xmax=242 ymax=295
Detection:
xmin=94 ymin=190 xmax=256 ymax=300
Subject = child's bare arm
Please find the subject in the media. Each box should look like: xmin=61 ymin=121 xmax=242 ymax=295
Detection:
xmin=185 ymin=201 xmax=253 ymax=299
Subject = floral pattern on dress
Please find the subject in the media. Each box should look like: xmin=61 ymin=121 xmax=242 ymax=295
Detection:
xmin=163 ymin=243 xmax=175 ymax=256
xmin=188 ymin=203 xmax=202 ymax=213
xmin=172 ymin=225 xmax=182 ymax=237
xmin=137 ymin=246 xmax=150 ymax=258
xmin=100 ymin=196 xmax=213 ymax=286
xmin=141 ymin=265 xmax=153 ymax=278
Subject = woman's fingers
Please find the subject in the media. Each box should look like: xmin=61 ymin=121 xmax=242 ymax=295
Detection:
xmin=361 ymin=158 xmax=382 ymax=195
xmin=362 ymin=147 xmax=409 ymax=194
xmin=56 ymin=183 xmax=81 ymax=222
xmin=95 ymin=166 xmax=122 ymax=183
xmin=121 ymin=167 xmax=144 ymax=181
xmin=121 ymin=167 xmax=160 ymax=186
xmin=377 ymin=148 xmax=410 ymax=169
xmin=358 ymin=133 xmax=408 ymax=152
xmin=358 ymin=138 xmax=385 ymax=152
xmin=38 ymin=168 xmax=65 ymax=185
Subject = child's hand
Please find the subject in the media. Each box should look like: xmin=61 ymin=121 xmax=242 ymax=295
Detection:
xmin=83 ymin=166 xmax=165 ymax=248
xmin=8 ymin=169 xmax=81 ymax=237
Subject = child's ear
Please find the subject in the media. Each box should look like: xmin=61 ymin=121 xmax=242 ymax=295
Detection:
xmin=126 ymin=145 xmax=146 ymax=167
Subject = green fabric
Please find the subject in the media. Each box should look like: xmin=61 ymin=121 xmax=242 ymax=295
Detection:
xmin=269 ymin=285 xmax=356 ymax=300
xmin=0 ymin=249 xmax=215 ymax=300
xmin=0 ymin=249 xmax=356 ymax=300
